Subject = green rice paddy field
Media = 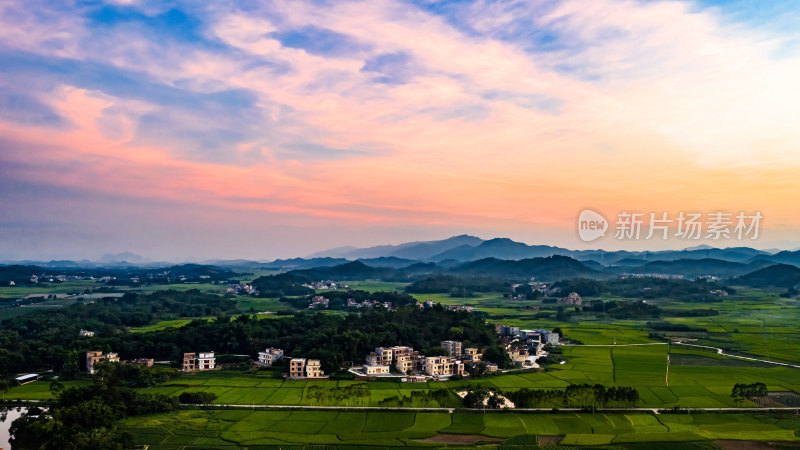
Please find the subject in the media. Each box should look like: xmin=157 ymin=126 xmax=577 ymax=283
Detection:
xmin=117 ymin=409 xmax=800 ymax=448
xmin=9 ymin=342 xmax=798 ymax=409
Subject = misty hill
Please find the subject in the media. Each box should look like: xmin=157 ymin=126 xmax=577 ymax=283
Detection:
xmin=647 ymin=247 xmax=771 ymax=263
xmin=322 ymin=235 xmax=776 ymax=265
xmin=758 ymin=250 xmax=800 ymax=267
xmin=451 ymin=255 xmax=607 ymax=280
xmin=99 ymin=252 xmax=149 ymax=263
xmin=732 ymin=264 xmax=800 ymax=288
xmin=309 ymin=234 xmax=484 ymax=259
xmin=358 ymin=257 xmax=418 ymax=268
xmin=431 ymin=238 xmax=563 ymax=262
xmin=261 ymin=257 xmax=349 ymax=270
xmin=289 ymin=260 xmax=388 ymax=280
xmin=626 ymin=258 xmax=772 ymax=279
xmin=155 ymin=264 xmax=236 ymax=280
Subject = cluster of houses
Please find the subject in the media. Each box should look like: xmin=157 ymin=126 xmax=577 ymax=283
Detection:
xmin=302 ymin=280 xmax=348 ymax=290
xmin=75 ymin=327 xmax=560 ymax=382
xmin=497 ymin=326 xmax=558 ymax=368
xmin=226 ymin=283 xmax=258 ymax=296
xmin=309 ymin=295 xmax=330 ymax=309
xmin=355 ymin=340 xmax=498 ymax=380
xmin=85 ymin=351 xmax=155 ymax=374
xmin=255 ymin=347 xmax=327 ymax=379
xmin=414 ymin=299 xmax=475 ymax=313
xmin=346 ymin=298 xmax=392 ymax=309
xmin=308 ymin=295 xmax=395 ymax=310
xmin=559 ymin=292 xmax=583 ymax=306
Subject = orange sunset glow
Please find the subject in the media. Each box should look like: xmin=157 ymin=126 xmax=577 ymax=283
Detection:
xmin=2 ymin=0 xmax=800 ymax=260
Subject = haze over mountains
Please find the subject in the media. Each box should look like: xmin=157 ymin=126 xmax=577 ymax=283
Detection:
xmin=308 ymin=235 xmax=796 ymax=267
xmin=3 ymin=235 xmax=800 ymax=286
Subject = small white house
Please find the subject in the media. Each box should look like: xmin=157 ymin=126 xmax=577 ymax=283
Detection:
xmin=362 ymin=364 xmax=391 ymax=375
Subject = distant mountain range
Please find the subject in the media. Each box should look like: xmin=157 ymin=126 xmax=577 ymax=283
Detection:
xmin=310 ymin=235 xmax=784 ymax=266
xmin=307 ymin=234 xmax=485 ymax=260
xmin=4 ymin=235 xmax=800 ymax=283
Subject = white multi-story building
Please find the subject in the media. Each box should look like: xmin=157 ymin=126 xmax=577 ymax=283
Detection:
xmin=257 ymin=348 xmax=284 ymax=365
xmin=197 ymin=352 xmax=216 ymax=370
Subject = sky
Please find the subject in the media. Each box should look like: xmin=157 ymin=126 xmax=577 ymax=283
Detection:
xmin=2 ymin=0 xmax=800 ymax=261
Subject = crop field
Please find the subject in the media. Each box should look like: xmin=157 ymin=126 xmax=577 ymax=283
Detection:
xmin=117 ymin=409 xmax=800 ymax=448
xmin=2 ymin=379 xmax=90 ymax=400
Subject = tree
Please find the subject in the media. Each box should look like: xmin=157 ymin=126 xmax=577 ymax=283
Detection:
xmin=463 ymin=386 xmax=490 ymax=408
xmin=178 ymin=391 xmax=217 ymax=404
xmin=482 ymin=345 xmax=511 ymax=368
xmin=486 ymin=394 xmax=504 ymax=409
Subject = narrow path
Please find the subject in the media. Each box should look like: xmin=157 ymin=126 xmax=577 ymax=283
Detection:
xmin=8 ymin=398 xmax=800 ymax=413
xmin=202 ymin=403 xmax=800 ymax=413
xmin=561 ymin=343 xmax=668 ymax=347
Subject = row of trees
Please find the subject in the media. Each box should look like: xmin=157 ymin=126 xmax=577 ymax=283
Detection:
xmin=553 ymin=278 xmax=734 ymax=302
xmin=505 ymin=384 xmax=640 ymax=409
xmin=731 ymin=382 xmax=768 ymax=402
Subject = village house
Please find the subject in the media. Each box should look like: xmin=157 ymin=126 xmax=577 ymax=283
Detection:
xmin=257 ymin=347 xmax=284 ymax=366
xmin=395 ymin=353 xmax=424 ymax=374
xmin=463 ymin=348 xmax=482 ymax=363
xmin=182 ymin=352 xmax=216 ymax=372
xmin=362 ymin=364 xmax=390 ymax=375
xmin=289 ymin=358 xmax=306 ymax=378
xmin=507 ymin=346 xmax=529 ymax=367
xmin=309 ymin=296 xmax=329 ymax=309
xmin=365 ymin=347 xmax=394 ymax=366
xmin=79 ymin=329 xmax=95 ymax=337
xmin=440 ymin=340 xmax=462 ymax=358
xmin=86 ymin=351 xmax=120 ymax=374
xmin=424 ymin=356 xmax=464 ymax=377
xmin=131 ymin=358 xmax=154 ymax=367
xmin=305 ymin=359 xmax=324 ymax=378
xmin=289 ymin=358 xmax=325 ymax=378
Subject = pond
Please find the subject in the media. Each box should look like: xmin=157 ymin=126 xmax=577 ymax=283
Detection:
xmin=0 ymin=407 xmax=27 ymax=450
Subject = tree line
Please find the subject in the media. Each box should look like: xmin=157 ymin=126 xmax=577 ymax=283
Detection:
xmin=0 ymin=290 xmax=509 ymax=377
xmin=505 ymin=384 xmax=640 ymax=408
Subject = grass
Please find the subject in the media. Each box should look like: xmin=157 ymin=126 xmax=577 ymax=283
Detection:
xmin=117 ymin=410 xmax=800 ymax=448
